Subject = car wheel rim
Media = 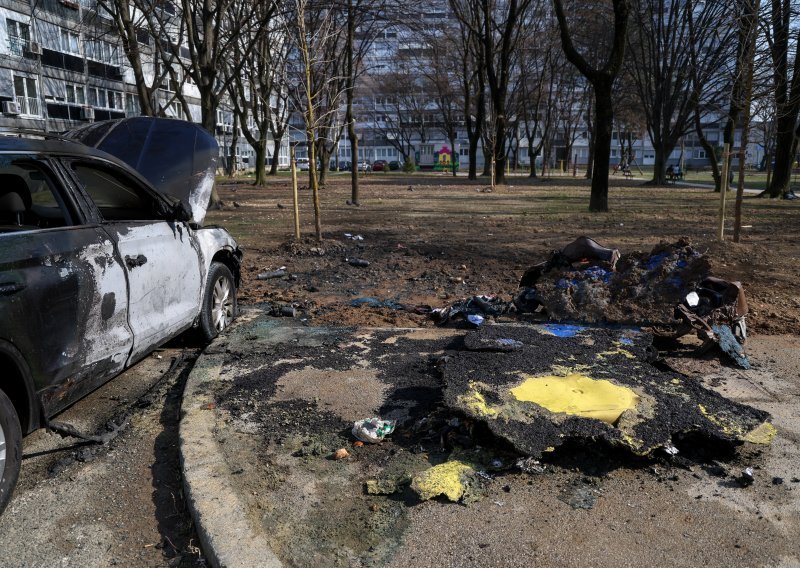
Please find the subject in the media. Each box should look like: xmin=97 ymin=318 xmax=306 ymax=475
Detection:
xmin=211 ymin=275 xmax=233 ymax=332
xmin=0 ymin=422 xmax=5 ymax=483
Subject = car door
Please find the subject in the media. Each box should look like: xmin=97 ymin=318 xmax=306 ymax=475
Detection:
xmin=0 ymin=154 xmax=133 ymax=417
xmin=64 ymin=158 xmax=204 ymax=363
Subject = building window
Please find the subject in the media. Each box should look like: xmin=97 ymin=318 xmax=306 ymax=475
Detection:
xmin=13 ymin=75 xmax=40 ymax=116
xmin=7 ymin=19 xmax=30 ymax=57
xmin=125 ymin=93 xmax=139 ymax=114
xmin=60 ymin=29 xmax=80 ymax=55
xmin=696 ymin=149 xmax=707 ymax=159
xmin=65 ymin=83 xmax=85 ymax=105
xmin=86 ymin=39 xmax=118 ymax=64
xmin=107 ymin=90 xmax=122 ymax=109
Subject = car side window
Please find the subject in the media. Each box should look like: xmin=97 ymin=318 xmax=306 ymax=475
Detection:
xmin=0 ymin=155 xmax=74 ymax=231
xmin=70 ymin=162 xmax=161 ymax=221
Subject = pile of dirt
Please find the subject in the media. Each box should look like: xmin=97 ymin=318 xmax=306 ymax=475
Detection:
xmin=210 ymin=177 xmax=800 ymax=335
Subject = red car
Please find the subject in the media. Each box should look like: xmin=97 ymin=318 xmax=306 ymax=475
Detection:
xmin=372 ymin=160 xmax=387 ymax=171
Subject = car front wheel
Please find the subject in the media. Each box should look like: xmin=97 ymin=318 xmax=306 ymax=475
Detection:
xmin=0 ymin=389 xmax=21 ymax=515
xmin=198 ymin=261 xmax=237 ymax=342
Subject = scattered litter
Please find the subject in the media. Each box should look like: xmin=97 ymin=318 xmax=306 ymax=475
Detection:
xmin=257 ymin=269 xmax=286 ymax=280
xmin=279 ymin=305 xmax=297 ymax=318
xmin=738 ymin=467 xmax=755 ymax=487
xmin=352 ymin=417 xmax=396 ymax=444
xmin=350 ymin=297 xmax=404 ymax=310
xmin=410 ymin=460 xmax=484 ymax=503
xmin=559 ymin=477 xmax=602 ymax=510
xmin=542 ymin=323 xmax=587 ymax=338
xmin=668 ymin=277 xmax=750 ymax=368
xmin=467 ymin=314 xmax=484 ymax=327
xmin=344 ymin=233 xmax=365 ymax=241
xmin=490 ymin=458 xmax=503 ymax=468
xmin=664 ymin=445 xmax=680 ymax=456
xmin=773 ymin=477 xmax=784 ymax=485
xmin=433 ymin=294 xmax=506 ymax=326
xmin=347 ymin=258 xmax=370 ymax=267
xmin=352 ymin=441 xmax=364 ymax=448
xmin=333 ymin=448 xmax=350 ymax=460
xmin=516 ymin=457 xmax=546 ymax=474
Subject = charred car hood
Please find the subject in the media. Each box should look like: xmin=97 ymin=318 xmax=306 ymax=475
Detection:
xmin=66 ymin=117 xmax=218 ymax=224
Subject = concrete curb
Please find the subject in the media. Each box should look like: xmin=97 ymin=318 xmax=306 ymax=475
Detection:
xmin=179 ymin=345 xmax=282 ymax=568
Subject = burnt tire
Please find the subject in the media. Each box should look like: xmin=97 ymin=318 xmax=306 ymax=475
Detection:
xmin=198 ymin=261 xmax=237 ymax=343
xmin=0 ymin=389 xmax=21 ymax=516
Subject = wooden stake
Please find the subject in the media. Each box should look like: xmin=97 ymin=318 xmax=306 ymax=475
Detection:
xmin=718 ymin=142 xmax=730 ymax=241
xmin=291 ymin=146 xmax=300 ymax=240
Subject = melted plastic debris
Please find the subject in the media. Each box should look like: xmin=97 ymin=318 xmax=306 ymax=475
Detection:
xmin=444 ymin=324 xmax=773 ymax=459
xmin=542 ymin=323 xmax=588 ymax=338
xmin=510 ymin=373 xmax=640 ymax=425
xmin=713 ymin=324 xmax=750 ymax=369
xmin=410 ymin=460 xmax=484 ymax=503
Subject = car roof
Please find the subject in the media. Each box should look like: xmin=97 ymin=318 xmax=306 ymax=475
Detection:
xmin=0 ymin=135 xmax=164 ymax=196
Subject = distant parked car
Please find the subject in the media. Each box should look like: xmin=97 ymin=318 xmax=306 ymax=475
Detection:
xmin=388 ymin=160 xmax=401 ymax=171
xmin=372 ymin=160 xmax=387 ymax=172
xmin=295 ymin=157 xmax=310 ymax=171
xmin=357 ymin=161 xmax=371 ymax=172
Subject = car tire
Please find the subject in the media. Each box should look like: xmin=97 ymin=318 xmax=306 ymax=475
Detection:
xmin=0 ymin=389 xmax=21 ymax=516
xmin=198 ymin=262 xmax=237 ymax=343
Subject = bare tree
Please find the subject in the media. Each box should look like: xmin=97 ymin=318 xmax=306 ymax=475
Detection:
xmin=764 ymin=0 xmax=800 ymax=197
xmin=289 ymin=0 xmax=347 ymax=240
xmin=627 ymin=0 xmax=734 ymax=185
xmin=226 ymin=0 xmax=281 ymax=185
xmin=553 ymin=0 xmax=630 ymax=212
xmin=451 ymin=0 xmax=534 ymax=184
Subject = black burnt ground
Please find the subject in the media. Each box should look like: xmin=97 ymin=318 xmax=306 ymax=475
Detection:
xmin=443 ymin=323 xmax=771 ymax=458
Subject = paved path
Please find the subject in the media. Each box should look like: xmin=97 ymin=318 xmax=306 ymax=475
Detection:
xmin=180 ymin=310 xmax=800 ymax=567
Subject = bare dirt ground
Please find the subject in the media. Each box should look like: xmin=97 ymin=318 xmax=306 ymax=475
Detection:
xmin=202 ymin=173 xmax=799 ymax=566
xmin=209 ymin=173 xmax=799 ymax=335
xmin=0 ymin=173 xmax=795 ymax=567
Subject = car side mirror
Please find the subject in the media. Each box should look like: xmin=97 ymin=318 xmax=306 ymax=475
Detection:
xmin=172 ymin=201 xmax=193 ymax=222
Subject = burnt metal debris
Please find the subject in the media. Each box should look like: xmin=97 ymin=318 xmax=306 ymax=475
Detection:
xmin=432 ymin=236 xmax=751 ymax=368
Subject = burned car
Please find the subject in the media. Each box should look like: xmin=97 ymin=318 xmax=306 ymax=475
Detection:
xmin=0 ymin=118 xmax=241 ymax=513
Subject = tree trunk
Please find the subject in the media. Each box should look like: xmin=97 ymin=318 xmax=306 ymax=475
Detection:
xmin=450 ymin=135 xmax=458 ymax=176
xmin=494 ymin=115 xmax=506 ymax=185
xmin=528 ymin=143 xmax=538 ymax=178
xmin=590 ymin=82 xmax=614 ymax=212
xmin=227 ymin=115 xmax=239 ymax=178
xmin=307 ymin=126 xmax=322 ymax=241
xmin=348 ymin=127 xmax=360 ymax=204
xmin=318 ymin=145 xmax=330 ymax=186
xmin=269 ymin=138 xmax=281 ymax=175
xmin=652 ymin=144 xmax=668 ymax=185
xmin=468 ymin=133 xmax=479 ymax=180
xmin=769 ymin=122 xmax=795 ymax=196
xmin=253 ymin=136 xmax=268 ymax=186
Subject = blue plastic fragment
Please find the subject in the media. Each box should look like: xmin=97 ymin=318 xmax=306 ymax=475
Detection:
xmin=542 ymin=323 xmax=586 ymax=338
xmin=665 ymin=275 xmax=683 ymax=288
xmin=583 ymin=266 xmax=612 ymax=283
xmin=645 ymin=252 xmax=669 ymax=271
xmin=712 ymin=324 xmax=750 ymax=369
xmin=618 ymin=337 xmax=635 ymax=346
xmin=467 ymin=314 xmax=484 ymax=327
xmin=556 ymin=278 xmax=570 ymax=289
xmin=676 ymin=259 xmax=688 ymax=268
